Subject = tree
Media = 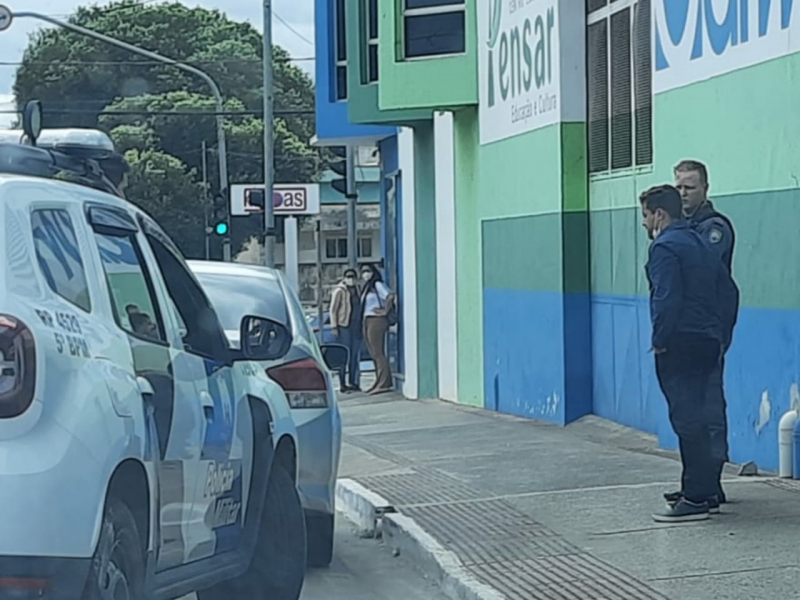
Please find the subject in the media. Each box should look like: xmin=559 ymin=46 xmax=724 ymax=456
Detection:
xmin=121 ymin=148 xmax=208 ymax=257
xmin=14 ymin=0 xmax=321 ymax=257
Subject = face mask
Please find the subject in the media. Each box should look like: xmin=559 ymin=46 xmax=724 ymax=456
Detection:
xmin=345 ymin=277 xmax=355 ymax=286
xmin=652 ymin=212 xmax=665 ymax=239
xmin=362 ymin=272 xmax=372 ymax=282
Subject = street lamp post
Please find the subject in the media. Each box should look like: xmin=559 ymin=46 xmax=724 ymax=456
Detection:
xmin=6 ymin=8 xmax=232 ymax=259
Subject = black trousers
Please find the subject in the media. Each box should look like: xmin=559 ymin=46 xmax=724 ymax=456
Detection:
xmin=655 ymin=335 xmax=720 ymax=503
xmin=705 ymin=357 xmax=729 ymax=496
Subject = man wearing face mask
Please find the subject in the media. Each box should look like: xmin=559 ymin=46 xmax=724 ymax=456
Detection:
xmin=329 ymin=268 xmax=363 ymax=392
xmin=640 ymin=184 xmax=739 ymax=523
xmin=670 ymin=160 xmax=737 ymax=509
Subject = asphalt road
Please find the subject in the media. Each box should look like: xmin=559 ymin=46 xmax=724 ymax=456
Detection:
xmin=181 ymin=514 xmax=450 ymax=600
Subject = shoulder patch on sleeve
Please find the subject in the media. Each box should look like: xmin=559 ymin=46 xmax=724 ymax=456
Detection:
xmin=709 ymin=227 xmax=723 ymax=244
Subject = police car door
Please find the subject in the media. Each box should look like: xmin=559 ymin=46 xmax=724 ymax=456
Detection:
xmin=86 ymin=205 xmax=205 ymax=571
xmin=138 ymin=220 xmax=250 ymax=565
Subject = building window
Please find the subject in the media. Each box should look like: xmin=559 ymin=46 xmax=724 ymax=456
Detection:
xmin=403 ymin=0 xmax=465 ymax=59
xmin=358 ymin=237 xmax=372 ymax=258
xmin=365 ymin=0 xmax=379 ymax=82
xmin=325 ymin=236 xmax=373 ymax=260
xmin=335 ymin=0 xmax=348 ymax=100
xmin=587 ymin=0 xmax=652 ymax=173
xmin=326 ymin=238 xmax=348 ymax=260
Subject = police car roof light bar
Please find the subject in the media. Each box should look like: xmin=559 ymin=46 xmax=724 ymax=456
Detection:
xmin=0 ymin=101 xmax=127 ymax=198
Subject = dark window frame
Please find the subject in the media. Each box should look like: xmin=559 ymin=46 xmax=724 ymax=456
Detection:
xmin=334 ymin=0 xmax=348 ymax=100
xmin=365 ymin=0 xmax=379 ymax=83
xmin=31 ymin=208 xmax=92 ymax=313
xmin=402 ymin=0 xmax=466 ymax=60
xmin=587 ymin=0 xmax=652 ymax=174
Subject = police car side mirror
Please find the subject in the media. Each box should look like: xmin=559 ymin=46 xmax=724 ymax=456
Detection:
xmin=238 ymin=315 xmax=292 ymax=362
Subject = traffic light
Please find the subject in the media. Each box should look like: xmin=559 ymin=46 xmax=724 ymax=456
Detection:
xmin=329 ymin=146 xmax=350 ymax=197
xmin=212 ymin=191 xmax=229 ymax=236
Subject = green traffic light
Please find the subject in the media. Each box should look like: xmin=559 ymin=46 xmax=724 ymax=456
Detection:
xmin=214 ymin=222 xmax=228 ymax=236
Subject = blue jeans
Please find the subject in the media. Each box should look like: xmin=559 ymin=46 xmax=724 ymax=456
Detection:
xmin=336 ymin=324 xmax=361 ymax=389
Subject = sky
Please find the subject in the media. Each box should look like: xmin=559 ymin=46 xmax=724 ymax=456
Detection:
xmin=0 ymin=0 xmax=315 ymax=127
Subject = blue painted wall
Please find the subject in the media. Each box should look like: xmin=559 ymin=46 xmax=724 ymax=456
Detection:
xmin=591 ymin=293 xmax=800 ymax=472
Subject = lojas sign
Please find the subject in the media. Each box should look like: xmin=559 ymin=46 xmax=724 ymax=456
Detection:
xmin=655 ymin=0 xmax=798 ymax=93
xmin=478 ymin=0 xmax=560 ymax=145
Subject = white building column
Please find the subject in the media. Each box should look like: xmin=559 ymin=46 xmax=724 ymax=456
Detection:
xmin=284 ymin=216 xmax=299 ymax=293
xmin=398 ymin=127 xmax=418 ymax=399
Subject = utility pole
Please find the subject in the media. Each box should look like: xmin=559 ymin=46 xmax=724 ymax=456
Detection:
xmin=346 ymin=146 xmax=358 ymax=271
xmin=263 ymin=0 xmax=276 ymax=267
xmin=201 ymin=141 xmax=210 ymax=260
xmin=8 ymin=9 xmax=231 ymax=259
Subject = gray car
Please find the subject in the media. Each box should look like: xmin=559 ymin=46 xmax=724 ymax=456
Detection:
xmin=188 ymin=260 xmax=344 ymax=568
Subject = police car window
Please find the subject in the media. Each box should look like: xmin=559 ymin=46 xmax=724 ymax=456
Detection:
xmin=31 ymin=209 xmax=91 ymax=312
xmin=145 ymin=235 xmax=229 ymax=360
xmin=94 ymin=231 xmax=165 ymax=343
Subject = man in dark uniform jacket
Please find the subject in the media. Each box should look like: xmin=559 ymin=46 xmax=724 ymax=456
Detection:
xmin=640 ymin=185 xmax=739 ymax=523
xmin=668 ymin=160 xmax=738 ymax=508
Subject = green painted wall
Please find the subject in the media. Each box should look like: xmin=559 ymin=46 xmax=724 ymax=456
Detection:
xmin=378 ymin=0 xmax=478 ymax=110
xmin=453 ymin=108 xmax=482 ymax=407
xmin=590 ymin=54 xmax=800 ymax=308
xmin=412 ymin=122 xmax=440 ymax=398
xmin=453 ymin=112 xmax=568 ymax=408
xmin=344 ymin=0 xmax=431 ymax=124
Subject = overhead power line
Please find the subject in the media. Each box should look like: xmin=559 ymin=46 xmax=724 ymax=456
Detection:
xmin=0 ymin=56 xmax=315 ymax=67
xmin=0 ymin=108 xmax=314 ymax=117
xmin=272 ymin=11 xmax=314 ymax=46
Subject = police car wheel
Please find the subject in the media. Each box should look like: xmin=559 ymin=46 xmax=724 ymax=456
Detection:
xmin=82 ymin=498 xmax=145 ymax=600
xmin=198 ymin=465 xmax=306 ymax=600
xmin=306 ymin=513 xmax=334 ymax=568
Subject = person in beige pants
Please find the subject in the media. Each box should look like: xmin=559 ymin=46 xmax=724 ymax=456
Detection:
xmin=359 ymin=264 xmax=396 ymax=395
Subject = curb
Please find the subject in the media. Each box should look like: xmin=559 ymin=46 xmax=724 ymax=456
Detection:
xmin=335 ymin=479 xmax=506 ymax=600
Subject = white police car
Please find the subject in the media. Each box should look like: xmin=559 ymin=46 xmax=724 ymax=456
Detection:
xmin=0 ymin=102 xmax=307 ymax=600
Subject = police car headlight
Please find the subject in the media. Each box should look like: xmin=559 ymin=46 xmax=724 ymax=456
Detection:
xmin=0 ymin=315 xmax=36 ymax=418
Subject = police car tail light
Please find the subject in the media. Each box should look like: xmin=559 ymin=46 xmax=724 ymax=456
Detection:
xmin=267 ymin=358 xmax=329 ymax=409
xmin=0 ymin=315 xmax=36 ymax=418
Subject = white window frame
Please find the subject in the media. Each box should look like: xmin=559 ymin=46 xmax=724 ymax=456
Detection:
xmin=402 ymin=0 xmax=466 ymax=61
xmin=587 ymin=0 xmax=652 ymax=177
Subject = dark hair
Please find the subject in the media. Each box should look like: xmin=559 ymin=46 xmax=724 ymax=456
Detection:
xmin=361 ymin=263 xmax=383 ymax=284
xmin=639 ymin=184 xmax=683 ymax=220
xmin=344 ymin=268 xmax=357 ymax=278
xmin=674 ymin=159 xmax=708 ymax=186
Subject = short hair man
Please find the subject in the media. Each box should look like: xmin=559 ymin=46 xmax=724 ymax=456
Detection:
xmin=640 ymin=184 xmax=738 ymax=523
xmin=671 ymin=160 xmax=739 ymax=508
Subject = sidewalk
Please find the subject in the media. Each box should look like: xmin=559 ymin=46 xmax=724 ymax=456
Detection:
xmin=337 ymin=392 xmax=800 ymax=600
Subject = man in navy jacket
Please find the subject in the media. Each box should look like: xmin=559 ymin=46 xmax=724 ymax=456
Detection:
xmin=640 ymin=184 xmax=739 ymax=523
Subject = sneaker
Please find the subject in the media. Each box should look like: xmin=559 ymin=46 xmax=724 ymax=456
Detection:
xmin=652 ymin=499 xmax=710 ymax=523
xmin=665 ymin=490 xmax=722 ymax=513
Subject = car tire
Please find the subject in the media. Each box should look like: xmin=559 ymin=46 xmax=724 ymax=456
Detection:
xmin=306 ymin=513 xmax=335 ymax=568
xmin=198 ymin=465 xmax=307 ymax=600
xmin=81 ymin=498 xmax=145 ymax=600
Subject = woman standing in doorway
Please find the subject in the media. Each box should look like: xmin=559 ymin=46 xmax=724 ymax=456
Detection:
xmin=360 ymin=264 xmax=396 ymax=395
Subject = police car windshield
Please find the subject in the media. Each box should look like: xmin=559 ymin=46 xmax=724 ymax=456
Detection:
xmin=193 ymin=271 xmax=289 ymax=332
